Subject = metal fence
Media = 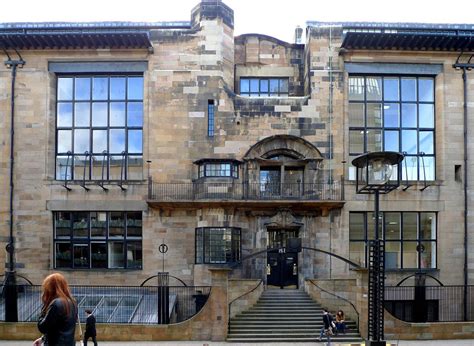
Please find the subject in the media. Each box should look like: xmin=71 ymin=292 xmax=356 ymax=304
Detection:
xmin=385 ymin=285 xmax=474 ymax=322
xmin=149 ymin=181 xmax=342 ymax=201
xmin=0 ymin=285 xmax=211 ymax=324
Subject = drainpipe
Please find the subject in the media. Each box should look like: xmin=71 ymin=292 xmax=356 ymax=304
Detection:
xmin=453 ymin=57 xmax=472 ymax=321
xmin=3 ymin=51 xmax=25 ymax=322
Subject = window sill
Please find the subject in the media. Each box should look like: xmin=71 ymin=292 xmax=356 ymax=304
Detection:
xmin=385 ymin=268 xmax=439 ymax=273
xmin=54 ymin=267 xmax=143 ymax=271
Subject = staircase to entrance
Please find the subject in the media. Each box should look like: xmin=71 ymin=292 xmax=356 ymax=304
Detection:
xmin=228 ymin=288 xmax=363 ymax=342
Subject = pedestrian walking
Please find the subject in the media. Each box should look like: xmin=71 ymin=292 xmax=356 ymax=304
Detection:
xmin=83 ymin=309 xmax=98 ymax=346
xmin=318 ymin=308 xmax=334 ymax=345
xmin=33 ymin=273 xmax=77 ymax=346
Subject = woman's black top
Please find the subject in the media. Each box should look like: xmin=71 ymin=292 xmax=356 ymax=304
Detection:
xmin=38 ymin=298 xmax=77 ymax=346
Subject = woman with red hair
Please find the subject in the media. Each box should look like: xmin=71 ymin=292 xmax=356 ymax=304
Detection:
xmin=33 ymin=273 xmax=77 ymax=346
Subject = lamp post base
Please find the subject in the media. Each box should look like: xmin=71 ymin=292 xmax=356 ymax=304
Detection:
xmin=367 ymin=341 xmax=386 ymax=346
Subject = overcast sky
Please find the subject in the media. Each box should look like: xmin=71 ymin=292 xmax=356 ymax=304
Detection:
xmin=0 ymin=0 xmax=472 ymax=43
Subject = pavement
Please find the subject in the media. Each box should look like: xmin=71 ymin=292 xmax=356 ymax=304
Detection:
xmin=1 ymin=341 xmax=474 ymax=346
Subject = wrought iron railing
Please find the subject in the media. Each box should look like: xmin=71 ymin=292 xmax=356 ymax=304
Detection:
xmin=0 ymin=285 xmax=211 ymax=324
xmin=149 ymin=181 xmax=342 ymax=201
xmin=385 ymin=285 xmax=474 ymax=322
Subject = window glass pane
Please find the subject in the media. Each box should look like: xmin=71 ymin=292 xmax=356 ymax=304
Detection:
xmin=127 ymin=242 xmax=142 ymax=268
xmin=55 ymin=243 xmax=71 ymax=268
xmin=57 ymin=130 xmax=72 ymax=153
xmin=383 ymin=77 xmax=399 ymax=101
xmin=385 ymin=213 xmax=401 ymax=240
xmin=92 ymin=102 xmax=108 ymax=127
xmin=73 ymin=212 xmax=89 ymax=238
xmin=110 ymin=129 xmax=125 ymax=153
xmin=419 ymin=104 xmax=434 ymax=128
xmin=127 ymin=212 xmax=142 ymax=237
xmin=74 ymin=155 xmax=90 ymax=181
xmin=109 ymin=212 xmax=125 ymax=238
xmin=402 ymin=156 xmax=418 ymax=180
xmin=280 ymin=79 xmax=289 ymax=93
xmin=383 ymin=103 xmax=399 ymax=127
xmin=367 ymin=103 xmax=382 ymax=127
xmin=420 ymin=213 xmax=436 ymax=240
xmin=250 ymin=79 xmax=259 ymax=93
xmin=402 ymin=130 xmax=417 ymax=154
xmin=260 ymin=80 xmax=269 ymax=93
xmin=110 ymin=102 xmax=126 ymax=126
xmin=419 ymin=131 xmax=434 ymax=155
xmin=403 ymin=241 xmax=418 ymax=268
xmin=349 ymin=103 xmax=364 ymax=127
xmin=109 ymin=155 xmax=122 ymax=180
xmin=401 ymin=104 xmax=417 ymax=128
xmin=91 ymin=212 xmax=107 ymax=238
xmin=384 ymin=130 xmax=399 ymax=152
xmin=92 ymin=130 xmax=107 ymax=154
xmin=367 ymin=129 xmax=382 ymax=152
xmin=240 ymin=79 xmax=249 ymax=93
xmin=349 ymin=213 xmax=365 ymax=240
xmin=401 ymin=78 xmax=417 ymax=101
xmin=110 ymin=77 xmax=126 ymax=100
xmin=366 ymin=77 xmax=382 ymax=101
xmin=92 ymin=77 xmax=108 ymax=100
xmin=367 ymin=212 xmax=383 ymax=240
xmin=128 ymin=156 xmax=143 ymax=180
xmin=127 ymin=77 xmax=143 ymax=100
xmin=269 ymin=79 xmax=279 ymax=95
xmin=403 ymin=213 xmax=417 ymax=240
xmin=75 ymin=78 xmax=91 ymax=101
xmin=91 ymin=243 xmax=107 ymax=268
xmin=74 ymin=103 xmax=90 ymax=127
xmin=56 ymin=155 xmax=72 ymax=180
xmin=420 ymin=156 xmax=435 ymax=181
xmin=58 ymin=78 xmax=73 ymax=101
xmin=55 ymin=212 xmax=71 ymax=238
xmin=420 ymin=241 xmax=435 ymax=268
xmin=57 ymin=103 xmax=73 ymax=127
xmin=349 ymin=242 xmax=365 ymax=267
xmin=349 ymin=77 xmax=364 ymax=101
xmin=74 ymin=129 xmax=90 ymax=153
xmin=128 ymin=130 xmax=142 ymax=154
xmin=91 ymin=155 xmax=108 ymax=180
xmin=108 ymin=241 xmax=124 ymax=268
xmin=127 ymin=102 xmax=143 ymax=127
xmin=349 ymin=130 xmax=364 ymax=154
xmin=419 ymin=78 xmax=434 ymax=102
xmin=385 ymin=242 xmax=401 ymax=269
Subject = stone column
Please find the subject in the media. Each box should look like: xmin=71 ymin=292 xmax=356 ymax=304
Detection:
xmin=208 ymin=267 xmax=232 ymax=341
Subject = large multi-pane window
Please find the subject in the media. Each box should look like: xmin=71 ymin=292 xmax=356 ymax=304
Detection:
xmin=195 ymin=227 xmax=241 ymax=264
xmin=240 ymin=78 xmax=289 ymax=97
xmin=198 ymin=161 xmax=239 ymax=178
xmin=349 ymin=212 xmax=436 ymax=270
xmin=54 ymin=211 xmax=142 ymax=269
xmin=348 ymin=76 xmax=435 ymax=181
xmin=56 ymin=75 xmax=143 ymax=181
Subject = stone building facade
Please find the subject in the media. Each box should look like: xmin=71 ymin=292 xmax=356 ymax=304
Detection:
xmin=0 ymin=0 xmax=473 ymax=299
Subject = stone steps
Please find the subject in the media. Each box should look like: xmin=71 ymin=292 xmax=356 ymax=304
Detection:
xmin=227 ymin=288 xmax=363 ymax=342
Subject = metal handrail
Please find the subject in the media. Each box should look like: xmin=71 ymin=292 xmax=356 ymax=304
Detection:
xmin=228 ymin=279 xmax=263 ymax=330
xmin=307 ymin=279 xmax=360 ymax=330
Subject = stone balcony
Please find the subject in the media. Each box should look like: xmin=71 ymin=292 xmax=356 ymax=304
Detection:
xmin=147 ymin=180 xmax=345 ymax=214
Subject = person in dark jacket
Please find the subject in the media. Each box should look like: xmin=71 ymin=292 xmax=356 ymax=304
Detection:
xmin=318 ymin=308 xmax=334 ymax=345
xmin=33 ymin=273 xmax=77 ymax=346
xmin=83 ymin=309 xmax=98 ymax=346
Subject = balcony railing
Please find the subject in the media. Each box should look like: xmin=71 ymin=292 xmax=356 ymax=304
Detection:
xmin=148 ymin=181 xmax=343 ymax=201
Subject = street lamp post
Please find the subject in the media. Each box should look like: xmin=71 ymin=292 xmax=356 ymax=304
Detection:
xmin=352 ymin=151 xmax=404 ymax=346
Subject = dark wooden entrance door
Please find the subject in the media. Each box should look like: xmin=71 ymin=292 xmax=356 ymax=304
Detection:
xmin=267 ymin=229 xmax=299 ymax=288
